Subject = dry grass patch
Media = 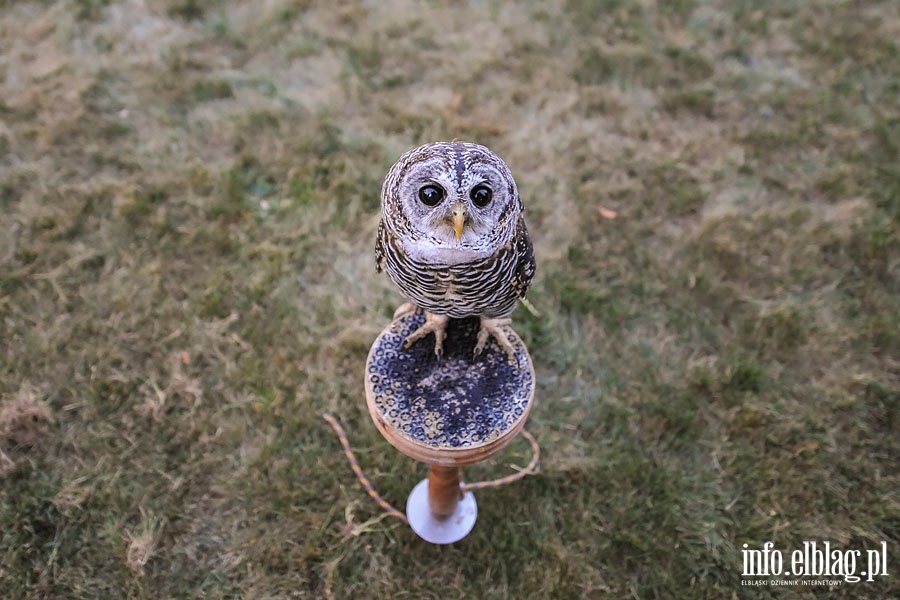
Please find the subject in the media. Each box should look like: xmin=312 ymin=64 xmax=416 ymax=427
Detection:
xmin=0 ymin=386 xmax=54 ymax=476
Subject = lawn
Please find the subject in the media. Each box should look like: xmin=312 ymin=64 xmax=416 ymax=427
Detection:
xmin=1 ymin=0 xmax=897 ymax=598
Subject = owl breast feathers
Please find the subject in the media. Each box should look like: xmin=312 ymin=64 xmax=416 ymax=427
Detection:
xmin=376 ymin=141 xmax=535 ymax=320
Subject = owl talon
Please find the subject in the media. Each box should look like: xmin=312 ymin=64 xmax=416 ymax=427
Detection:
xmin=474 ymin=317 xmax=516 ymax=359
xmin=403 ymin=311 xmax=449 ymax=358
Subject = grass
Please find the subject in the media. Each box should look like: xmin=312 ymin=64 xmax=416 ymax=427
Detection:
xmin=1 ymin=0 xmax=898 ymax=598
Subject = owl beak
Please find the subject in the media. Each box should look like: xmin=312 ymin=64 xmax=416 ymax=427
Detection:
xmin=450 ymin=202 xmax=467 ymax=238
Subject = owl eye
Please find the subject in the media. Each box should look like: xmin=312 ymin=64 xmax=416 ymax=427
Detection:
xmin=470 ymin=184 xmax=492 ymax=208
xmin=418 ymin=184 xmax=445 ymax=207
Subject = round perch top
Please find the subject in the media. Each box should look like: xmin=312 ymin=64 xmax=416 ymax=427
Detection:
xmin=365 ymin=311 xmax=535 ymax=466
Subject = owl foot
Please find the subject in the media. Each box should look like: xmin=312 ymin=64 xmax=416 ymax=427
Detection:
xmin=474 ymin=317 xmax=515 ymax=359
xmin=392 ymin=302 xmax=418 ymax=320
xmin=403 ymin=310 xmax=450 ymax=358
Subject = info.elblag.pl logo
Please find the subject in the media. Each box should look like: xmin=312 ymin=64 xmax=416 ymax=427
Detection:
xmin=741 ymin=541 xmax=889 ymax=587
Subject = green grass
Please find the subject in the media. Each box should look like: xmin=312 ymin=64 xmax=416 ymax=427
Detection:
xmin=1 ymin=1 xmax=898 ymax=598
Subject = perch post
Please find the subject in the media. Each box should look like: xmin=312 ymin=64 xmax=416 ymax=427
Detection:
xmin=427 ymin=465 xmax=462 ymax=519
xmin=365 ymin=310 xmax=535 ymax=544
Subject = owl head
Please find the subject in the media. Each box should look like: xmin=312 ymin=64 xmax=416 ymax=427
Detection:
xmin=381 ymin=142 xmax=522 ymax=257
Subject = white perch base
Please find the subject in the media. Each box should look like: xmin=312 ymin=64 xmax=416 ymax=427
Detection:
xmin=406 ymin=478 xmax=477 ymax=544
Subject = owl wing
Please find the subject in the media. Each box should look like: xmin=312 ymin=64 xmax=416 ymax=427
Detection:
xmin=375 ymin=218 xmax=386 ymax=273
xmin=512 ymin=214 xmax=535 ymax=299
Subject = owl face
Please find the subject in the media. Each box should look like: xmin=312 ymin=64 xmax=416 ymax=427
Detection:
xmin=382 ymin=142 xmax=521 ymax=259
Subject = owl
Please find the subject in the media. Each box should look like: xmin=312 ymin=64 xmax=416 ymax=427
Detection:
xmin=375 ymin=141 xmax=535 ymax=358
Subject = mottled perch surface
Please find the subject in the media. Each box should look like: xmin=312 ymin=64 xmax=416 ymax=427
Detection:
xmin=366 ymin=311 xmax=532 ymax=448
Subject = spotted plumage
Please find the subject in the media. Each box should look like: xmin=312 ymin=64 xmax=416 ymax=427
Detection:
xmin=376 ymin=141 xmax=535 ymax=356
